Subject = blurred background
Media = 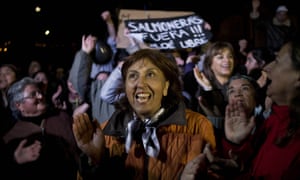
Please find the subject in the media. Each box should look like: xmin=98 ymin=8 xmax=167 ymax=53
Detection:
xmin=0 ymin=0 xmax=298 ymax=70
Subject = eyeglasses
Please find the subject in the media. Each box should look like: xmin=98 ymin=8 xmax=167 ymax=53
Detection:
xmin=23 ymin=90 xmax=42 ymax=100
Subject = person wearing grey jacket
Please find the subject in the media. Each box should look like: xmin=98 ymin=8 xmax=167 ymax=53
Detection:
xmin=68 ymin=10 xmax=117 ymax=121
xmin=68 ymin=34 xmax=95 ymax=106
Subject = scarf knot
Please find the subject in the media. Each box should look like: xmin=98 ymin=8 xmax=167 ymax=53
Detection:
xmin=125 ymin=108 xmax=164 ymax=157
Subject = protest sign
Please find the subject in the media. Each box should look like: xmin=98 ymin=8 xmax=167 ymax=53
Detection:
xmin=124 ymin=14 xmax=212 ymax=49
xmin=117 ymin=9 xmax=195 ymax=49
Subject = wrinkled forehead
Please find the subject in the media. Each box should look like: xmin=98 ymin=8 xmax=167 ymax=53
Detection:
xmin=230 ymin=78 xmax=252 ymax=86
xmin=129 ymin=58 xmax=157 ymax=70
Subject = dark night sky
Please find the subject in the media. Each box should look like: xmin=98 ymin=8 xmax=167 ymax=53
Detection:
xmin=0 ymin=0 xmax=298 ymax=69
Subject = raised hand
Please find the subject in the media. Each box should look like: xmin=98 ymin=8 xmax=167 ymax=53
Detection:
xmin=72 ymin=103 xmax=90 ymax=118
xmin=81 ymin=34 xmax=97 ymax=54
xmin=72 ymin=113 xmax=105 ymax=164
xmin=101 ymin=10 xmax=112 ymax=22
xmin=186 ymin=54 xmax=200 ymax=64
xmin=51 ymin=85 xmax=67 ymax=110
xmin=180 ymin=154 xmax=208 ymax=180
xmin=204 ymin=143 xmax=240 ymax=174
xmin=225 ymin=101 xmax=255 ymax=144
xmin=193 ymin=66 xmax=212 ymax=91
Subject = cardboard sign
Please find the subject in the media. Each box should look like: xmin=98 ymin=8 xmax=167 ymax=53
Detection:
xmin=124 ymin=15 xmax=212 ymax=49
xmin=117 ymin=9 xmax=195 ymax=49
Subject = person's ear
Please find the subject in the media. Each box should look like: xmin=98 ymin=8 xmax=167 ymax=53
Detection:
xmin=15 ymin=102 xmax=22 ymax=111
xmin=295 ymin=73 xmax=300 ymax=88
xmin=163 ymin=81 xmax=170 ymax=96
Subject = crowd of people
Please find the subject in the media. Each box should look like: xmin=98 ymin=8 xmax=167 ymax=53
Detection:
xmin=1 ymin=1 xmax=300 ymax=179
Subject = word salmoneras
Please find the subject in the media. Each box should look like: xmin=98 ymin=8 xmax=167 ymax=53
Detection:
xmin=125 ymin=15 xmax=212 ymax=49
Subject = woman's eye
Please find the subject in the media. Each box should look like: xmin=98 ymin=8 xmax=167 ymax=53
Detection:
xmin=215 ymin=55 xmax=223 ymax=59
xmin=227 ymin=89 xmax=235 ymax=95
xmin=127 ymin=73 xmax=138 ymax=80
xmin=147 ymin=72 xmax=155 ymax=78
xmin=242 ymin=86 xmax=250 ymax=91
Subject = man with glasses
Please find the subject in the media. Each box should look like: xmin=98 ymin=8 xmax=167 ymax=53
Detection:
xmin=2 ymin=77 xmax=81 ymax=180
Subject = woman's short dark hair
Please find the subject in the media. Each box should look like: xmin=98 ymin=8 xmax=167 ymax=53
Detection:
xmin=227 ymin=74 xmax=261 ymax=102
xmin=118 ymin=49 xmax=183 ymax=111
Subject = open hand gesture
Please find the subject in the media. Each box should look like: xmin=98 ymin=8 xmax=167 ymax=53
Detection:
xmin=180 ymin=154 xmax=208 ymax=180
xmin=81 ymin=34 xmax=97 ymax=54
xmin=14 ymin=139 xmax=41 ymax=164
xmin=204 ymin=143 xmax=240 ymax=174
xmin=225 ymin=101 xmax=255 ymax=144
xmin=72 ymin=113 xmax=105 ymax=164
xmin=193 ymin=66 xmax=212 ymax=91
